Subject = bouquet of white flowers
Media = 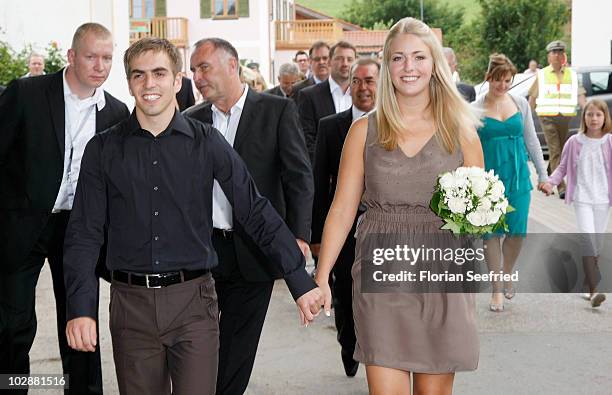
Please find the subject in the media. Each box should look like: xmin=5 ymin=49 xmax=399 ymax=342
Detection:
xmin=430 ymin=166 xmax=514 ymax=235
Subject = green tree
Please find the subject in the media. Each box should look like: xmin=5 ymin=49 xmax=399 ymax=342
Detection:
xmin=449 ymin=0 xmax=568 ymax=84
xmin=0 ymin=41 xmax=27 ymax=86
xmin=342 ymin=0 xmax=465 ymax=35
xmin=44 ymin=41 xmax=67 ymax=74
xmin=478 ymin=0 xmax=568 ymax=73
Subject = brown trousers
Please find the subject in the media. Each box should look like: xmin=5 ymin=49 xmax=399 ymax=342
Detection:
xmin=109 ymin=273 xmax=219 ymax=395
xmin=540 ymin=115 xmax=571 ymax=192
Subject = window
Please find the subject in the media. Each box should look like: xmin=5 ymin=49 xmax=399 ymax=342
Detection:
xmin=588 ymin=71 xmax=612 ymax=96
xmin=130 ymin=0 xmax=166 ymax=18
xmin=201 ymin=0 xmax=249 ymax=19
xmin=214 ymin=0 xmax=237 ymax=17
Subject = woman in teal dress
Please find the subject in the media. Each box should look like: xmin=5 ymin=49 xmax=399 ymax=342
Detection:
xmin=473 ymin=54 xmax=548 ymax=312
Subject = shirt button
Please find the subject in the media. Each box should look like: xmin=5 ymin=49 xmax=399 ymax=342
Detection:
xmin=154 ymin=211 xmax=159 ymax=216
xmin=154 ymin=236 xmax=159 ymax=241
xmin=154 ymin=260 xmax=160 ymax=265
xmin=153 ymin=186 xmax=159 ymax=191
xmin=153 ymin=160 xmax=158 ymax=165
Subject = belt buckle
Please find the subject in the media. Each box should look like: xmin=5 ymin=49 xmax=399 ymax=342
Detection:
xmin=145 ymin=273 xmax=163 ymax=289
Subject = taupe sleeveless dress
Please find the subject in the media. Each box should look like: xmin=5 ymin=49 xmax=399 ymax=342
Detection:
xmin=351 ymin=113 xmax=479 ymax=373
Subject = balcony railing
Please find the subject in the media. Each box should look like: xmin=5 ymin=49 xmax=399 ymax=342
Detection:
xmin=275 ymin=19 xmax=343 ymax=49
xmin=129 ymin=17 xmax=189 ymax=48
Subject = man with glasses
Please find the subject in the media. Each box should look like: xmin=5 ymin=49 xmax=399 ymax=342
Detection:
xmin=311 ymin=58 xmax=379 ymax=378
xmin=528 ymin=40 xmax=586 ymax=198
xmin=294 ymin=50 xmax=310 ymax=79
xmin=290 ymin=41 xmax=330 ymax=100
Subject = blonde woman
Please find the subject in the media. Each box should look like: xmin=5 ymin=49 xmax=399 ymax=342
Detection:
xmin=315 ymin=17 xmax=483 ymax=395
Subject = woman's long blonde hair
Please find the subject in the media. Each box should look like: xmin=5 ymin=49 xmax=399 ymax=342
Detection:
xmin=376 ymin=17 xmax=480 ymax=153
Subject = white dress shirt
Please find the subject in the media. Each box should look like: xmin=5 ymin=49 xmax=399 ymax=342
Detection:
xmin=352 ymin=106 xmax=366 ymax=121
xmin=329 ymin=77 xmax=352 ymax=114
xmin=52 ymin=68 xmax=105 ymax=212
xmin=211 ymin=85 xmax=249 ymax=229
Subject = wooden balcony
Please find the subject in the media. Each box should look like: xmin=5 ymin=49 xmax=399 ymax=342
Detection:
xmin=275 ymin=19 xmax=344 ymax=49
xmin=129 ymin=17 xmax=189 ymax=48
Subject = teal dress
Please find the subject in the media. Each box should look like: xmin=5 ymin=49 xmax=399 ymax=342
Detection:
xmin=477 ymin=112 xmax=532 ymax=236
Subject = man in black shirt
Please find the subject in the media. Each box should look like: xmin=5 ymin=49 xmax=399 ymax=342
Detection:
xmin=64 ymin=38 xmax=322 ymax=394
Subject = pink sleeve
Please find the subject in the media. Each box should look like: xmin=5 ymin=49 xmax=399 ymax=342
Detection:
xmin=548 ymin=138 xmax=573 ymax=185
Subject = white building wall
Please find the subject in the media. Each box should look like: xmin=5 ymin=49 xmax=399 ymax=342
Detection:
xmin=168 ymin=0 xmax=273 ymax=84
xmin=572 ymin=0 xmax=612 ymax=67
xmin=1 ymin=0 xmax=133 ymax=106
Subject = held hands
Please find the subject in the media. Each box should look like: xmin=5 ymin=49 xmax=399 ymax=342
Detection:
xmin=296 ymin=287 xmax=324 ymax=326
xmin=538 ymin=182 xmax=554 ymax=196
xmin=309 ymin=243 xmax=321 ymax=257
xmin=66 ymin=317 xmax=97 ymax=352
xmin=314 ymin=272 xmax=332 ymax=318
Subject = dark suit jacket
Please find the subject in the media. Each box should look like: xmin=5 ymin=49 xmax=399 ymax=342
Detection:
xmin=0 ymin=70 xmax=129 ymax=269
xmin=176 ymin=76 xmax=195 ymax=112
xmin=290 ymin=76 xmax=315 ymax=100
xmin=296 ymin=79 xmax=335 ymax=162
xmin=184 ymin=88 xmax=313 ymax=282
xmin=311 ymin=107 xmax=354 ymax=243
xmin=264 ymin=85 xmax=286 ymax=98
xmin=457 ymin=82 xmax=476 ymax=103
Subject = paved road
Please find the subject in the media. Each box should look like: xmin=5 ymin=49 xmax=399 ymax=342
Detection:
xmin=29 ymin=165 xmax=612 ymax=394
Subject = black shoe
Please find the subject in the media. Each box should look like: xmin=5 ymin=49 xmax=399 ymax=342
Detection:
xmin=341 ymin=349 xmax=359 ymax=377
xmin=559 ymin=191 xmax=566 ymax=199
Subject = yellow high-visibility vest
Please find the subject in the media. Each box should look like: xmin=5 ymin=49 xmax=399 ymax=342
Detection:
xmin=535 ymin=65 xmax=578 ymax=116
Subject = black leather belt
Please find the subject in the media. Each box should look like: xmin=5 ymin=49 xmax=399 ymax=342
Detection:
xmin=112 ymin=269 xmax=209 ymax=288
xmin=213 ymin=228 xmax=234 ymax=239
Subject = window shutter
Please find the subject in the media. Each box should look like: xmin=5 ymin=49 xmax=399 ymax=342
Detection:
xmin=201 ymin=0 xmax=212 ymax=18
xmin=238 ymin=0 xmax=249 ymax=17
xmin=155 ymin=0 xmax=166 ymax=16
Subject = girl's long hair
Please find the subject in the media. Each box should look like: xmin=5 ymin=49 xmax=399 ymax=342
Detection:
xmin=376 ymin=17 xmax=481 ymax=153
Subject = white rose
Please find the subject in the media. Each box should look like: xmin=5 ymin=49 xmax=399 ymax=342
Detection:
xmin=496 ymin=199 xmax=509 ymax=213
xmin=439 ymin=172 xmax=455 ymax=191
xmin=466 ymin=211 xmax=487 ymax=227
xmin=485 ymin=209 xmax=502 ymax=225
xmin=478 ymin=197 xmax=492 ymax=211
xmin=454 ymin=167 xmax=468 ymax=178
xmin=466 ymin=167 xmax=484 ymax=177
xmin=489 ymin=181 xmax=505 ymax=201
xmin=470 ymin=176 xmax=489 ymax=197
xmin=447 ymin=197 xmax=467 ymax=214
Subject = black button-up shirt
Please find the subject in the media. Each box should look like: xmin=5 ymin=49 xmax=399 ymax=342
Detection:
xmin=64 ymin=111 xmax=315 ymax=320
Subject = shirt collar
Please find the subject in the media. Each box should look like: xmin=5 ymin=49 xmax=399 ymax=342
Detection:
xmin=352 ymin=106 xmax=366 ymax=121
xmin=313 ymin=75 xmax=324 ymax=84
xmin=211 ymin=84 xmax=248 ymax=117
xmin=329 ymin=77 xmax=349 ymax=96
xmin=127 ymin=109 xmax=194 ymax=138
xmin=62 ymin=67 xmax=106 ymax=111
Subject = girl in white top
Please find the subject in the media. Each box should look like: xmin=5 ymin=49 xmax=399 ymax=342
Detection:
xmin=542 ymin=99 xmax=612 ymax=307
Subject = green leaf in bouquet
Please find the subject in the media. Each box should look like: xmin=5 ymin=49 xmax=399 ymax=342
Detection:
xmin=441 ymin=219 xmax=461 ymax=234
xmin=430 ymin=191 xmax=441 ymax=214
xmin=506 ymin=204 xmax=516 ymax=213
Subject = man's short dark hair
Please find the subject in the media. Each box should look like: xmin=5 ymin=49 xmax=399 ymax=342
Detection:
xmin=194 ymin=37 xmax=239 ymax=61
xmin=294 ymin=50 xmax=308 ymax=60
xmin=124 ymin=37 xmax=182 ymax=77
xmin=330 ymin=41 xmax=357 ymax=59
xmin=308 ymin=41 xmax=330 ymax=57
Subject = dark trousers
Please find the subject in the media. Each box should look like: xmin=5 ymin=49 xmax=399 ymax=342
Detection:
xmin=333 ymin=234 xmax=357 ymax=360
xmin=212 ymin=233 xmax=274 ymax=395
xmin=110 ymin=274 xmax=219 ymax=395
xmin=0 ymin=212 xmax=102 ymax=395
